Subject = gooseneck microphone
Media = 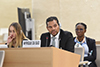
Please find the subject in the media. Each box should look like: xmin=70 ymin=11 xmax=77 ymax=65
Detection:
xmin=49 ymin=45 xmax=54 ymax=47
xmin=46 ymin=36 xmax=48 ymax=47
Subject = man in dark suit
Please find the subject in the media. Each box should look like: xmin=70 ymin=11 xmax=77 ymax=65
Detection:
xmin=40 ymin=16 xmax=74 ymax=52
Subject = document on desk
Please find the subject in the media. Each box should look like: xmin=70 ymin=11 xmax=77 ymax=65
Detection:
xmin=0 ymin=45 xmax=8 ymax=48
xmin=22 ymin=40 xmax=41 ymax=48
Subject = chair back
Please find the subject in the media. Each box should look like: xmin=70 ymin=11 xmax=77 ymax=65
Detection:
xmin=95 ymin=45 xmax=100 ymax=67
xmin=74 ymin=47 xmax=84 ymax=61
xmin=0 ymin=50 xmax=5 ymax=67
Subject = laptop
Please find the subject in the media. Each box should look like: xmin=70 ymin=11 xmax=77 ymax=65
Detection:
xmin=0 ymin=50 xmax=5 ymax=67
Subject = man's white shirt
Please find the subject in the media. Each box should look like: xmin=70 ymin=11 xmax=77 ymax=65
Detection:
xmin=50 ymin=31 xmax=60 ymax=48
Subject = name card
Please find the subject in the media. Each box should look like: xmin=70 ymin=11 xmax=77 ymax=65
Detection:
xmin=23 ymin=40 xmax=41 ymax=48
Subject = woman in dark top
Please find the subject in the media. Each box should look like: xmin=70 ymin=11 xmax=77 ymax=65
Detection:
xmin=74 ymin=22 xmax=97 ymax=67
xmin=6 ymin=22 xmax=28 ymax=48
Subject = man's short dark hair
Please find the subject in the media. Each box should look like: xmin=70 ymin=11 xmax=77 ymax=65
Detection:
xmin=46 ymin=16 xmax=59 ymax=26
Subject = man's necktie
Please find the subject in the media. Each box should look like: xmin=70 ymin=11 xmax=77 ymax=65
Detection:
xmin=52 ymin=37 xmax=56 ymax=47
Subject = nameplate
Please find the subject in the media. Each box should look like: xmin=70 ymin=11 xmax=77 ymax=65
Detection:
xmin=23 ymin=40 xmax=41 ymax=48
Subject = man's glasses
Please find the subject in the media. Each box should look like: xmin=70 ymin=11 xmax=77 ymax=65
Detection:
xmin=75 ymin=29 xmax=83 ymax=32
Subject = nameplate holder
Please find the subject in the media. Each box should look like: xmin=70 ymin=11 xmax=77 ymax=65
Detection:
xmin=23 ymin=40 xmax=41 ymax=48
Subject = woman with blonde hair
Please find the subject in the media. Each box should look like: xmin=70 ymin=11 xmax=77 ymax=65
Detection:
xmin=6 ymin=22 xmax=27 ymax=48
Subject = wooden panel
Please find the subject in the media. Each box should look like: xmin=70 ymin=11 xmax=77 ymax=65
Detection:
xmin=0 ymin=47 xmax=80 ymax=67
xmin=0 ymin=48 xmax=52 ymax=67
xmin=0 ymin=43 xmax=5 ymax=45
xmin=96 ymin=41 xmax=100 ymax=44
xmin=53 ymin=48 xmax=80 ymax=67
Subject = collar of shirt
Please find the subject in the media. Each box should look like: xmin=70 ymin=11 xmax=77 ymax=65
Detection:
xmin=74 ymin=36 xmax=87 ymax=45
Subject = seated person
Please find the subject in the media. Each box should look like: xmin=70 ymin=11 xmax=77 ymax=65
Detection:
xmin=6 ymin=22 xmax=28 ymax=48
xmin=40 ymin=16 xmax=74 ymax=52
xmin=74 ymin=22 xmax=97 ymax=67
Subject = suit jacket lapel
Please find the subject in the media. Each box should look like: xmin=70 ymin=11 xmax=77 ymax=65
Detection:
xmin=59 ymin=29 xmax=63 ymax=48
xmin=73 ymin=37 xmax=76 ymax=45
xmin=86 ymin=37 xmax=90 ymax=51
xmin=86 ymin=37 xmax=89 ymax=47
xmin=47 ymin=33 xmax=51 ymax=47
xmin=48 ymin=29 xmax=64 ymax=48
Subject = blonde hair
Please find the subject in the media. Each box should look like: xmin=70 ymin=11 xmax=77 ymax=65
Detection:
xmin=8 ymin=22 xmax=27 ymax=48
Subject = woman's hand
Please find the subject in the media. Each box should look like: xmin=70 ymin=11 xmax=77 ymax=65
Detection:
xmin=7 ymin=35 xmax=14 ymax=45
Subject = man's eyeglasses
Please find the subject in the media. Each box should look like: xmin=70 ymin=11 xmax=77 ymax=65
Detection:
xmin=75 ymin=29 xmax=83 ymax=32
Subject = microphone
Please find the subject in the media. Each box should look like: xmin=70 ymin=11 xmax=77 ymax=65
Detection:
xmin=49 ymin=45 xmax=54 ymax=47
xmin=46 ymin=36 xmax=48 ymax=47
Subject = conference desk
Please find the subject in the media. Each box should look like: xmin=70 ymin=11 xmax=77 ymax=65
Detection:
xmin=0 ymin=47 xmax=80 ymax=67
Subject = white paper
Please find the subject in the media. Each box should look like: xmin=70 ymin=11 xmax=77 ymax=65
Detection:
xmin=0 ymin=45 xmax=8 ymax=48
